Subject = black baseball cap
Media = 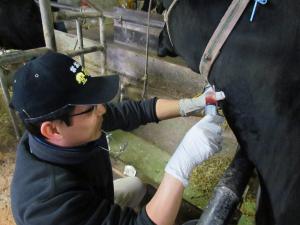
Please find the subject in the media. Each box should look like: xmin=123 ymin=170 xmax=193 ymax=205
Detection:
xmin=10 ymin=51 xmax=119 ymax=121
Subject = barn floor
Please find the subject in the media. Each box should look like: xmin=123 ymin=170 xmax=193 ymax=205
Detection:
xmin=0 ymin=90 xmax=17 ymax=225
xmin=0 ymin=149 xmax=15 ymax=225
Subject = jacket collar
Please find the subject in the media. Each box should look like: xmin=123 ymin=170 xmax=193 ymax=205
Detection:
xmin=28 ymin=134 xmax=108 ymax=165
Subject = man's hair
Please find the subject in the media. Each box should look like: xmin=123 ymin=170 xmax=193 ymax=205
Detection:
xmin=21 ymin=106 xmax=75 ymax=138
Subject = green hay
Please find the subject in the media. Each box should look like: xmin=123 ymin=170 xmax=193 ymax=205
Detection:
xmin=189 ymin=155 xmax=257 ymax=225
xmin=189 ymin=154 xmax=233 ymax=206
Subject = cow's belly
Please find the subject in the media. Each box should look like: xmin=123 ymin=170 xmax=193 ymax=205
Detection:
xmin=210 ymin=21 xmax=300 ymax=222
xmin=210 ymin=0 xmax=299 ymax=194
xmin=221 ymin=91 xmax=300 ymax=223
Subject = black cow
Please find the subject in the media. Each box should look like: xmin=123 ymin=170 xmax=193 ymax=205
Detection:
xmin=141 ymin=0 xmax=164 ymax=13
xmin=158 ymin=0 xmax=300 ymax=224
xmin=0 ymin=0 xmax=44 ymax=50
xmin=0 ymin=0 xmax=67 ymax=50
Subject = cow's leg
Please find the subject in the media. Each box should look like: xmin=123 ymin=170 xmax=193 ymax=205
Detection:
xmin=156 ymin=0 xmax=165 ymax=14
xmin=255 ymin=174 xmax=275 ymax=225
xmin=157 ymin=26 xmax=177 ymax=57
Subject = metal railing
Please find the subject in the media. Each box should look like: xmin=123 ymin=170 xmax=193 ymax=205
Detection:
xmin=0 ymin=0 xmax=108 ymax=139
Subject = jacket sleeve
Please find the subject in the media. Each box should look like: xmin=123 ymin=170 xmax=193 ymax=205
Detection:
xmin=83 ymin=195 xmax=156 ymax=225
xmin=102 ymin=98 xmax=159 ymax=132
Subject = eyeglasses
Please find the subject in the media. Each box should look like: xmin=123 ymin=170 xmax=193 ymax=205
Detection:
xmin=69 ymin=105 xmax=96 ymax=117
xmin=23 ymin=105 xmax=97 ymax=124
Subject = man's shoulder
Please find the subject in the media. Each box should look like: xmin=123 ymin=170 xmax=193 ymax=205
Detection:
xmin=15 ymin=132 xmax=30 ymax=156
xmin=14 ymin=133 xmax=49 ymax=174
xmin=14 ymin=132 xmax=54 ymax=187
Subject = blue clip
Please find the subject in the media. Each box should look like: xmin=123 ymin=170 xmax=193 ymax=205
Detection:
xmin=250 ymin=0 xmax=268 ymax=22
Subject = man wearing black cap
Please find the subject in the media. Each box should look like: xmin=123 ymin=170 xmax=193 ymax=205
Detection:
xmin=10 ymin=51 xmax=225 ymax=225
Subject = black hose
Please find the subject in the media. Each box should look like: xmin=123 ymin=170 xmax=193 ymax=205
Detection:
xmin=196 ymin=147 xmax=254 ymax=225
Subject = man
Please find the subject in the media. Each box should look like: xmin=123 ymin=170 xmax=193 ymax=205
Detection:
xmin=10 ymin=51 xmax=225 ymax=225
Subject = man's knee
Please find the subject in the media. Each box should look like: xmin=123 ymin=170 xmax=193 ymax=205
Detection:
xmin=114 ymin=177 xmax=146 ymax=208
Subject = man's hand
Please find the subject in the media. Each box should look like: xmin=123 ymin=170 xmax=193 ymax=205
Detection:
xmin=179 ymin=86 xmax=225 ymax=116
xmin=165 ymin=115 xmax=224 ymax=187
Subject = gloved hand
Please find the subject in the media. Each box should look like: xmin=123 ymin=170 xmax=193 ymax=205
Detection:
xmin=179 ymin=86 xmax=225 ymax=117
xmin=165 ymin=115 xmax=225 ymax=187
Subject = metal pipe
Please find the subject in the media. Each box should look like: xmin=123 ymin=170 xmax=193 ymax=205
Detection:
xmin=99 ymin=17 xmax=105 ymax=48
xmin=142 ymin=0 xmax=153 ymax=98
xmin=64 ymin=45 xmax=104 ymax=57
xmin=76 ymin=19 xmax=85 ymax=67
xmin=101 ymin=8 xmax=164 ymax=28
xmin=197 ymin=148 xmax=254 ymax=225
xmin=0 ymin=68 xmax=20 ymax=140
xmin=34 ymin=0 xmax=81 ymax=12
xmin=53 ymin=11 xmax=102 ymax=22
xmin=0 ymin=45 xmax=104 ymax=67
xmin=0 ymin=48 xmax=50 ymax=66
xmin=40 ymin=0 xmax=57 ymax=51
xmin=86 ymin=0 xmax=103 ymax=13
xmin=99 ymin=17 xmax=106 ymax=74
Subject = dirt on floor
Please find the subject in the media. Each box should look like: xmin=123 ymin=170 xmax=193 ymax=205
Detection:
xmin=0 ymin=89 xmax=17 ymax=224
xmin=0 ymin=148 xmax=16 ymax=225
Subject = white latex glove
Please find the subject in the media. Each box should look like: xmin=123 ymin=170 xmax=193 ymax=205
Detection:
xmin=165 ymin=115 xmax=225 ymax=187
xmin=179 ymin=86 xmax=225 ymax=116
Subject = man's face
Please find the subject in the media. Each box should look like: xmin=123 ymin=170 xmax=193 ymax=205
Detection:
xmin=55 ymin=104 xmax=106 ymax=147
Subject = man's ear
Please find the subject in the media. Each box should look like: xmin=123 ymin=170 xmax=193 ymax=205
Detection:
xmin=40 ymin=121 xmax=62 ymax=141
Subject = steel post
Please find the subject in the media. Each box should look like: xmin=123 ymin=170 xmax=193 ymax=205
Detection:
xmin=40 ymin=0 xmax=57 ymax=51
xmin=76 ymin=19 xmax=85 ymax=67
xmin=99 ymin=17 xmax=106 ymax=75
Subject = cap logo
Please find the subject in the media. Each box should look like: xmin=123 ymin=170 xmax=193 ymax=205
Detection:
xmin=69 ymin=61 xmax=89 ymax=85
xmin=70 ymin=61 xmax=80 ymax=73
xmin=76 ymin=72 xmax=88 ymax=85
